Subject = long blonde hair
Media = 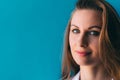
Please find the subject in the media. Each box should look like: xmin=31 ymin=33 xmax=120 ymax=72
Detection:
xmin=62 ymin=0 xmax=120 ymax=80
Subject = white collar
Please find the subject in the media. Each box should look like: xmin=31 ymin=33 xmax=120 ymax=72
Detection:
xmin=72 ymin=71 xmax=80 ymax=80
xmin=71 ymin=71 xmax=114 ymax=80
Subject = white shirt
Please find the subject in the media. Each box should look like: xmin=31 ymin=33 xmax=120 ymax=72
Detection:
xmin=71 ymin=71 xmax=114 ymax=80
xmin=72 ymin=71 xmax=80 ymax=80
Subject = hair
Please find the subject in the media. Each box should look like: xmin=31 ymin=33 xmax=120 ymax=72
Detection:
xmin=61 ymin=0 xmax=120 ymax=80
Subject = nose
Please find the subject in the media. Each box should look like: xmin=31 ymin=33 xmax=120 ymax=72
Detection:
xmin=78 ymin=33 xmax=88 ymax=48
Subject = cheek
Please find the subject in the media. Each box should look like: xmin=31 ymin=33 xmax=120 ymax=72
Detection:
xmin=90 ymin=38 xmax=99 ymax=53
xmin=69 ymin=34 xmax=77 ymax=51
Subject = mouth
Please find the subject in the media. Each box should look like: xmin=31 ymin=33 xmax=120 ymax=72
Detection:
xmin=75 ymin=51 xmax=91 ymax=56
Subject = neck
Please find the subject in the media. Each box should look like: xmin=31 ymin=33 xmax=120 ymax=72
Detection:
xmin=80 ymin=65 xmax=107 ymax=80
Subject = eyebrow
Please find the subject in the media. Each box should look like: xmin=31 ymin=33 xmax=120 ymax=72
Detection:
xmin=70 ymin=24 xmax=79 ymax=28
xmin=88 ymin=26 xmax=101 ymax=30
xmin=70 ymin=24 xmax=101 ymax=30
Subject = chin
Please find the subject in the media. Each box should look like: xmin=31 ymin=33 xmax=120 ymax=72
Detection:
xmin=74 ymin=58 xmax=95 ymax=66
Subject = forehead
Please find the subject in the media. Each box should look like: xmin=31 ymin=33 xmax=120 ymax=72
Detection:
xmin=71 ymin=9 xmax=102 ymax=28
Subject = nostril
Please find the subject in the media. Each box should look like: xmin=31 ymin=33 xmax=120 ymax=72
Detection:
xmin=80 ymin=43 xmax=88 ymax=48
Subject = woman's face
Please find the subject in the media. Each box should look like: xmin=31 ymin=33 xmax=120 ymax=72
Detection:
xmin=69 ymin=9 xmax=102 ymax=66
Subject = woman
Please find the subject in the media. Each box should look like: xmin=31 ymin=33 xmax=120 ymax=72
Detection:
xmin=62 ymin=0 xmax=120 ymax=80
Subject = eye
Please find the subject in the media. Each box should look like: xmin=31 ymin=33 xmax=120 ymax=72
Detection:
xmin=72 ymin=29 xmax=80 ymax=34
xmin=87 ymin=31 xmax=100 ymax=36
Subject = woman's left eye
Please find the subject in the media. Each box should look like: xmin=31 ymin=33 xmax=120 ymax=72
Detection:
xmin=87 ymin=31 xmax=100 ymax=36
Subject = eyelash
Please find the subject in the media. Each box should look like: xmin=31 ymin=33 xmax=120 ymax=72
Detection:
xmin=87 ymin=31 xmax=100 ymax=36
xmin=72 ymin=29 xmax=80 ymax=33
xmin=71 ymin=29 xmax=100 ymax=36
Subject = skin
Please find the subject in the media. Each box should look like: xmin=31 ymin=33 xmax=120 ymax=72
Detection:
xmin=69 ymin=9 xmax=108 ymax=80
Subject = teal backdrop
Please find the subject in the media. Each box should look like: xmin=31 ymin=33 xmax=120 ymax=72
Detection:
xmin=0 ymin=0 xmax=119 ymax=80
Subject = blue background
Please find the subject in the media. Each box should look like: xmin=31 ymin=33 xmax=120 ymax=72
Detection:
xmin=0 ymin=0 xmax=119 ymax=80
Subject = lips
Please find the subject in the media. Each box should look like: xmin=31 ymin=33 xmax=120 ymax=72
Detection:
xmin=75 ymin=50 xmax=91 ymax=56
